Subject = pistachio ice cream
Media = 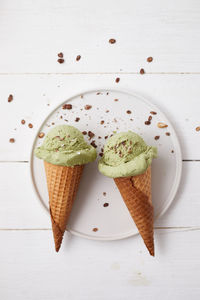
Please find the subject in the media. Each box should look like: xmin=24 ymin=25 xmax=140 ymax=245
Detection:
xmin=35 ymin=125 xmax=97 ymax=166
xmin=98 ymin=131 xmax=157 ymax=178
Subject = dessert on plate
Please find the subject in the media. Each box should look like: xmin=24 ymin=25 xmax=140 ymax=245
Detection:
xmin=98 ymin=131 xmax=157 ymax=256
xmin=35 ymin=125 xmax=97 ymax=252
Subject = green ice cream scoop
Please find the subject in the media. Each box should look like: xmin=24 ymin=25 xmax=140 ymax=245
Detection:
xmin=34 ymin=125 xmax=97 ymax=166
xmin=98 ymin=131 xmax=157 ymax=178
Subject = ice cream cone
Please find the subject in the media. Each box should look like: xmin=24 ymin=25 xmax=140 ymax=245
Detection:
xmin=114 ymin=167 xmax=154 ymax=256
xmin=44 ymin=161 xmax=84 ymax=252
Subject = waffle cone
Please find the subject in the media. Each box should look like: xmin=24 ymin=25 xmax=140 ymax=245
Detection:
xmin=44 ymin=161 xmax=84 ymax=252
xmin=114 ymin=167 xmax=154 ymax=256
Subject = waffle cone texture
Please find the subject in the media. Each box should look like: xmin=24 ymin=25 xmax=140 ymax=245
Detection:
xmin=114 ymin=167 xmax=154 ymax=256
xmin=44 ymin=161 xmax=84 ymax=252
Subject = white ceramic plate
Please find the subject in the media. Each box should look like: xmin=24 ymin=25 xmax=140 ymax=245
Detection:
xmin=30 ymin=89 xmax=182 ymax=240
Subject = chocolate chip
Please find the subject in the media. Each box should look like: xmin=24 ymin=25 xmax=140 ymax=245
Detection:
xmin=21 ymin=119 xmax=25 ymax=125
xmin=195 ymin=126 xmax=200 ymax=132
xmin=38 ymin=132 xmax=45 ymax=138
xmin=154 ymin=136 xmax=160 ymax=140
xmin=76 ymin=55 xmax=81 ymax=61
xmin=140 ymin=68 xmax=145 ymax=74
xmin=58 ymin=52 xmax=63 ymax=58
xmin=106 ymin=110 xmax=109 ymax=113
xmin=105 ymin=136 xmax=108 ymax=139
xmin=99 ymin=153 xmax=103 ymax=157
xmin=166 ymin=132 xmax=170 ymax=136
xmin=28 ymin=123 xmax=33 ymax=128
xmin=115 ymin=77 xmax=120 ymax=83
xmin=88 ymin=131 xmax=95 ymax=139
xmin=90 ymin=141 xmax=97 ymax=148
xmin=57 ymin=58 xmax=64 ymax=64
xmin=8 ymin=94 xmax=13 ymax=102
xmin=145 ymin=121 xmax=151 ymax=125
xmin=171 ymin=150 xmax=174 ymax=153
xmin=9 ymin=138 xmax=15 ymax=143
xmin=109 ymin=38 xmax=116 ymax=44
xmin=103 ymin=203 xmax=109 ymax=207
xmin=75 ymin=117 xmax=80 ymax=122
xmin=92 ymin=228 xmax=98 ymax=232
xmin=148 ymin=115 xmax=152 ymax=121
xmin=52 ymin=122 xmax=55 ymax=125
xmin=126 ymin=110 xmax=131 ymax=114
xmin=82 ymin=131 xmax=87 ymax=135
xmin=103 ymin=192 xmax=106 ymax=196
xmin=100 ymin=120 xmax=104 ymax=125
xmin=62 ymin=104 xmax=72 ymax=110
xmin=150 ymin=111 xmax=157 ymax=115
xmin=147 ymin=57 xmax=153 ymax=62
xmin=114 ymin=99 xmax=119 ymax=102
xmin=98 ymin=136 xmax=102 ymax=139
xmin=84 ymin=105 xmax=92 ymax=110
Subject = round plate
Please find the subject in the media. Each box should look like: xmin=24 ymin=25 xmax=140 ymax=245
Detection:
xmin=30 ymin=89 xmax=182 ymax=240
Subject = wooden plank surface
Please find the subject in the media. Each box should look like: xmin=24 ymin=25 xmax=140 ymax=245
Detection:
xmin=0 ymin=0 xmax=200 ymax=73
xmin=1 ymin=74 xmax=200 ymax=161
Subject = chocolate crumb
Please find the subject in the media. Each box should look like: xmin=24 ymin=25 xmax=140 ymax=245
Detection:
xmin=93 ymin=228 xmax=98 ymax=232
xmin=150 ymin=111 xmax=157 ymax=115
xmin=57 ymin=58 xmax=64 ymax=64
xmin=166 ymin=132 xmax=170 ymax=136
xmin=99 ymin=153 xmax=103 ymax=157
xmin=38 ymin=132 xmax=45 ymax=138
xmin=28 ymin=123 xmax=33 ymax=128
xmin=195 ymin=126 xmax=200 ymax=132
xmin=62 ymin=104 xmax=72 ymax=110
xmin=90 ymin=141 xmax=97 ymax=148
xmin=84 ymin=105 xmax=92 ymax=110
xmin=96 ymin=92 xmax=101 ymax=95
xmin=147 ymin=56 xmax=153 ymax=62
xmin=76 ymin=55 xmax=81 ymax=61
xmin=103 ymin=192 xmax=106 ymax=196
xmin=101 ymin=148 xmax=104 ymax=152
xmin=171 ymin=150 xmax=174 ymax=153
xmin=52 ymin=122 xmax=55 ymax=125
xmin=130 ymin=118 xmax=133 ymax=121
xmin=126 ymin=110 xmax=131 ymax=114
xmin=8 ymin=94 xmax=13 ymax=102
xmin=82 ymin=131 xmax=87 ymax=135
xmin=145 ymin=121 xmax=151 ymax=125
xmin=98 ymin=136 xmax=102 ymax=139
xmin=103 ymin=203 xmax=109 ymax=207
xmin=154 ymin=136 xmax=160 ymax=140
xmin=106 ymin=92 xmax=109 ymax=95
xmin=106 ymin=110 xmax=109 ymax=113
xmin=148 ymin=115 xmax=152 ymax=121
xmin=105 ymin=136 xmax=108 ymax=139
xmin=60 ymin=116 xmax=63 ymax=119
xmin=114 ymin=99 xmax=119 ymax=102
xmin=140 ymin=68 xmax=145 ymax=75
xmin=80 ymin=95 xmax=84 ymax=98
xmin=88 ymin=131 xmax=95 ymax=139
xmin=75 ymin=117 xmax=80 ymax=122
xmin=109 ymin=38 xmax=116 ymax=44
xmin=21 ymin=119 xmax=25 ymax=125
xmin=100 ymin=120 xmax=105 ymax=125
xmin=58 ymin=52 xmax=63 ymax=58
xmin=115 ymin=77 xmax=120 ymax=83
xmin=9 ymin=138 xmax=15 ymax=143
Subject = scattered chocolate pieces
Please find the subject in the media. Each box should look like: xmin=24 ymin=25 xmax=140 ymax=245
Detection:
xmin=75 ymin=117 xmax=80 ymax=122
xmin=147 ymin=56 xmax=153 ymax=62
xmin=84 ymin=105 xmax=92 ymax=110
xmin=58 ymin=52 xmax=63 ymax=58
xmin=157 ymin=122 xmax=168 ymax=128
xmin=76 ymin=55 xmax=81 ymax=61
xmin=109 ymin=38 xmax=116 ymax=44
xmin=8 ymin=94 xmax=13 ymax=102
xmin=62 ymin=104 xmax=72 ymax=110
xmin=150 ymin=111 xmax=157 ymax=115
xmin=93 ymin=228 xmax=98 ymax=232
xmin=9 ymin=138 xmax=15 ymax=143
xmin=103 ymin=203 xmax=109 ymax=207
xmin=82 ymin=131 xmax=87 ymax=135
xmin=105 ymin=136 xmax=108 ymax=139
xmin=38 ymin=132 xmax=45 ymax=138
xmin=145 ymin=121 xmax=151 ymax=125
xmin=103 ymin=192 xmax=106 ymax=196
xmin=140 ymin=68 xmax=145 ymax=75
xmin=100 ymin=120 xmax=105 ymax=125
xmin=98 ymin=136 xmax=102 ymax=139
xmin=21 ymin=119 xmax=25 ymax=125
xmin=90 ymin=141 xmax=97 ymax=148
xmin=154 ymin=136 xmax=160 ymax=140
xmin=57 ymin=58 xmax=64 ymax=64
xmin=88 ymin=131 xmax=95 ymax=139
xmin=126 ymin=110 xmax=131 ymax=114
xmin=196 ymin=126 xmax=200 ymax=132
xmin=166 ymin=132 xmax=170 ymax=136
xmin=115 ymin=77 xmax=120 ymax=83
xmin=28 ymin=123 xmax=33 ymax=128
xmin=99 ymin=153 xmax=103 ymax=157
xmin=148 ymin=115 xmax=152 ymax=121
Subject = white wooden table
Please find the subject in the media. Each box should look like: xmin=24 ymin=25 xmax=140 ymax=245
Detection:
xmin=1 ymin=1 xmax=200 ymax=299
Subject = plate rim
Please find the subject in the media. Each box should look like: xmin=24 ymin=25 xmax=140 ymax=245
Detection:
xmin=29 ymin=87 xmax=182 ymax=241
